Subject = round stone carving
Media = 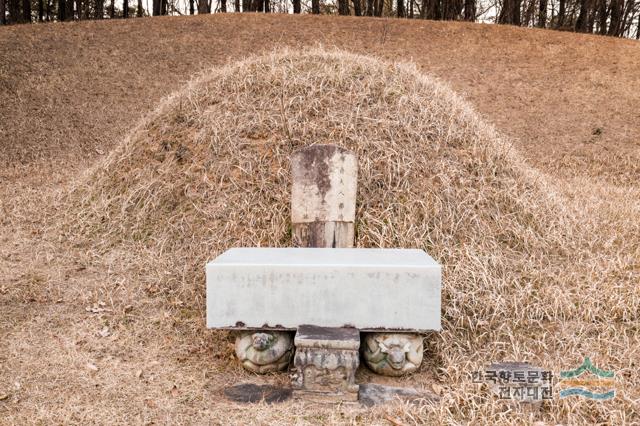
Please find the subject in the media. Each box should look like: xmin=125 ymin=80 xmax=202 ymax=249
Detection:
xmin=362 ymin=333 xmax=423 ymax=376
xmin=235 ymin=331 xmax=294 ymax=374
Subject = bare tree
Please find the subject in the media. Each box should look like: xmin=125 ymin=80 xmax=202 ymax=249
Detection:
xmin=498 ymin=0 xmax=521 ymax=24
xmin=95 ymin=0 xmax=104 ymax=17
xmin=398 ymin=0 xmax=405 ymax=16
xmin=353 ymin=0 xmax=362 ymax=14
xmin=22 ymin=0 xmax=30 ymax=21
xmin=575 ymin=0 xmax=589 ymax=31
xmin=608 ymin=0 xmax=623 ymax=34
xmin=0 ymin=0 xmax=5 ymax=24
xmin=197 ymin=0 xmax=210 ymax=12
xmin=56 ymin=0 xmax=64 ymax=20
xmin=538 ymin=0 xmax=547 ymax=26
xmin=464 ymin=0 xmax=476 ymax=19
xmin=338 ymin=0 xmax=349 ymax=14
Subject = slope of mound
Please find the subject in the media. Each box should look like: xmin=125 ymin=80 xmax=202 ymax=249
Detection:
xmin=1 ymin=14 xmax=639 ymax=184
xmin=66 ymin=49 xmax=638 ymax=422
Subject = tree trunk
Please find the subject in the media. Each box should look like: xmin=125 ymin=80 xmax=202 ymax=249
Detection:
xmin=7 ymin=0 xmax=17 ymax=22
xmin=22 ymin=0 xmax=31 ymax=22
xmin=374 ymin=0 xmax=383 ymax=16
xmin=596 ymin=0 xmax=607 ymax=33
xmin=57 ymin=0 xmax=65 ymax=19
xmin=423 ymin=0 xmax=439 ymax=19
xmin=443 ymin=0 xmax=463 ymax=19
xmin=220 ymin=0 xmax=226 ymax=11
xmin=292 ymin=0 xmax=300 ymax=12
xmin=38 ymin=0 xmax=44 ymax=20
xmin=0 ymin=0 xmax=5 ymax=24
xmin=607 ymin=0 xmax=622 ymax=35
xmin=537 ymin=0 xmax=546 ymax=26
xmin=263 ymin=0 xmax=268 ymax=12
xmin=197 ymin=0 xmax=209 ymax=12
xmin=311 ymin=0 xmax=319 ymax=13
xmin=109 ymin=0 xmax=114 ymax=17
xmin=523 ymin=0 xmax=535 ymax=24
xmin=65 ymin=0 xmax=73 ymax=19
xmin=464 ymin=0 xmax=475 ymax=20
xmin=557 ymin=0 xmax=565 ymax=26
xmin=95 ymin=0 xmax=103 ymax=17
xmin=352 ymin=0 xmax=361 ymax=14
xmin=160 ymin=0 xmax=166 ymax=14
xmin=575 ymin=0 xmax=589 ymax=31
xmin=587 ymin=2 xmax=596 ymax=31
xmin=123 ymin=0 xmax=128 ymax=16
xmin=366 ymin=0 xmax=373 ymax=14
xmin=498 ymin=0 xmax=521 ymax=24
xmin=397 ymin=0 xmax=404 ymax=16
xmin=338 ymin=0 xmax=349 ymax=14
xmin=620 ymin=0 xmax=634 ymax=36
xmin=137 ymin=0 xmax=142 ymax=15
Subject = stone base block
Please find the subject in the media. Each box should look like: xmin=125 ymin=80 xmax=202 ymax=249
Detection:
xmin=292 ymin=325 xmax=360 ymax=402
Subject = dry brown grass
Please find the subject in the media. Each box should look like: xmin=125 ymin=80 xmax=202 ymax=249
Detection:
xmin=1 ymin=14 xmax=639 ymax=185
xmin=24 ymin=48 xmax=631 ymax=424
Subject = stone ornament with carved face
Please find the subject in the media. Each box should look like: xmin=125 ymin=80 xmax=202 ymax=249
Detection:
xmin=362 ymin=333 xmax=423 ymax=376
xmin=235 ymin=331 xmax=293 ymax=374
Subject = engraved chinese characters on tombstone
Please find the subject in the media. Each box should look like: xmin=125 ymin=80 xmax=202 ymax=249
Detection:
xmin=291 ymin=144 xmax=357 ymax=248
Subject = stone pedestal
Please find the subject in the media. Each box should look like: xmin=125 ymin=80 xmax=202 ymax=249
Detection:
xmin=362 ymin=333 xmax=424 ymax=376
xmin=235 ymin=331 xmax=294 ymax=374
xmin=292 ymin=325 xmax=360 ymax=402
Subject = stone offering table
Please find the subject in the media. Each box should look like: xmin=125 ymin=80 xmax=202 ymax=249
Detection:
xmin=206 ymin=247 xmax=441 ymax=331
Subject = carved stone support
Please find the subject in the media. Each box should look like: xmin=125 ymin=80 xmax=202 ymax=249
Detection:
xmin=292 ymin=325 xmax=360 ymax=402
xmin=235 ymin=331 xmax=294 ymax=374
xmin=362 ymin=333 xmax=423 ymax=376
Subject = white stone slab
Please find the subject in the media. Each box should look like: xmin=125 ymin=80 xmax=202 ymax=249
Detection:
xmin=206 ymin=248 xmax=441 ymax=332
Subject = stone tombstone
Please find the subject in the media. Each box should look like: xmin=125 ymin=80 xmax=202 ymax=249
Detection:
xmin=290 ymin=144 xmax=357 ymax=248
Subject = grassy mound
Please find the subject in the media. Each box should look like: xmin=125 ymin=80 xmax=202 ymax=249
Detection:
xmin=71 ymin=49 xmax=637 ymax=422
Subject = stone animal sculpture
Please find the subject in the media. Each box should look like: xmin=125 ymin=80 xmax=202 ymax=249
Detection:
xmin=235 ymin=331 xmax=293 ymax=374
xmin=362 ymin=333 xmax=423 ymax=376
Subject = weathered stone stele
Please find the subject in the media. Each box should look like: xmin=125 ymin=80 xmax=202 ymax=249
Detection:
xmin=206 ymin=247 xmax=441 ymax=331
xmin=292 ymin=325 xmax=360 ymax=402
xmin=291 ymin=145 xmax=357 ymax=248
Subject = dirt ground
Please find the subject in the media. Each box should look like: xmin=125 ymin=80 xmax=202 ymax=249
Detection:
xmin=0 ymin=15 xmax=639 ymax=425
